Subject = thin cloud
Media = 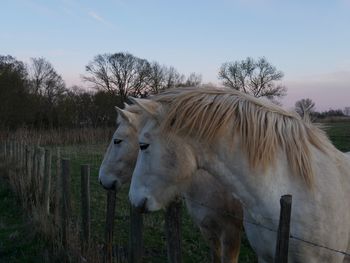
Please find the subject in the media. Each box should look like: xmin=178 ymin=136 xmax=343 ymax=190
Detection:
xmin=87 ymin=10 xmax=112 ymax=27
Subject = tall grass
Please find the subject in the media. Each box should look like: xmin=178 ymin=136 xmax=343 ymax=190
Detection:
xmin=0 ymin=127 xmax=114 ymax=145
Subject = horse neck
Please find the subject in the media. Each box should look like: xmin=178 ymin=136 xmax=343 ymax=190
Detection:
xmin=191 ymin=132 xmax=293 ymax=220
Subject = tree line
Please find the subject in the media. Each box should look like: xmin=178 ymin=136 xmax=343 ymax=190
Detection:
xmin=0 ymin=53 xmax=203 ymax=129
xmin=7 ymin=52 xmax=343 ymax=130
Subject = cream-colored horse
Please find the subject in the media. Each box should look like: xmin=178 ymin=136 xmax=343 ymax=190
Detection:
xmin=129 ymin=87 xmax=350 ymax=263
xmin=98 ymin=105 xmax=243 ymax=263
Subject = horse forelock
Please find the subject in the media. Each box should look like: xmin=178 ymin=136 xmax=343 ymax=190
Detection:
xmin=152 ymin=87 xmax=339 ymax=187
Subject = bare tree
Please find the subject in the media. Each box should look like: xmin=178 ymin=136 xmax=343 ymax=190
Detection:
xmin=84 ymin=52 xmax=203 ymax=99
xmin=148 ymin=64 xmax=202 ymax=93
xmin=295 ymin=98 xmax=316 ymax=118
xmin=148 ymin=62 xmax=166 ymax=94
xmin=185 ymin=72 xmax=202 ymax=87
xmin=164 ymin=66 xmax=184 ymax=89
xmin=29 ymin=57 xmax=66 ymax=104
xmin=218 ymin=57 xmax=287 ymax=100
xmin=84 ymin=52 xmax=153 ymax=102
xmin=127 ymin=57 xmax=152 ymax=97
xmin=83 ymin=54 xmax=113 ymax=93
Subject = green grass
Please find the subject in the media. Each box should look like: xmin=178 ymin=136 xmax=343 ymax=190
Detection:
xmin=0 ymin=177 xmax=47 ymax=263
xmin=321 ymin=122 xmax=350 ymax=152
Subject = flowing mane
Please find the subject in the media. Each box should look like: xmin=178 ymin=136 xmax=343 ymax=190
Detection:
xmin=153 ymin=87 xmax=339 ymax=186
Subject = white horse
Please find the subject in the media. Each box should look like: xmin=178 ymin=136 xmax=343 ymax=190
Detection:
xmin=98 ymin=104 xmax=243 ymax=263
xmin=129 ymin=87 xmax=350 ymax=263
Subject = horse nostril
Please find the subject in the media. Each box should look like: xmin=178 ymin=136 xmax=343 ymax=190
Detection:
xmin=135 ymin=198 xmax=148 ymax=213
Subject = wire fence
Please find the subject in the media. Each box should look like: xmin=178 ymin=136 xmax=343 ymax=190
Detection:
xmin=183 ymin=195 xmax=350 ymax=258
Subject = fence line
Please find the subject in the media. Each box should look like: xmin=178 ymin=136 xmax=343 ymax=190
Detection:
xmin=182 ymin=196 xmax=350 ymax=258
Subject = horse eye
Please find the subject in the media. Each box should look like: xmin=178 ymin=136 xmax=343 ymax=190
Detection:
xmin=114 ymin=139 xmax=122 ymax=145
xmin=139 ymin=143 xmax=150 ymax=151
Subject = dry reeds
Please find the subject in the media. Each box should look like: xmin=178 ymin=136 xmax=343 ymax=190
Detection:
xmin=0 ymin=140 xmax=104 ymax=263
xmin=0 ymin=127 xmax=114 ymax=146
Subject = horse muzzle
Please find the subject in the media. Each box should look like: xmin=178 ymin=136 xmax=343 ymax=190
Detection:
xmin=133 ymin=197 xmax=149 ymax=214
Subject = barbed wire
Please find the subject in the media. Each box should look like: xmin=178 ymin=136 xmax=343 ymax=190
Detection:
xmin=182 ymin=196 xmax=350 ymax=257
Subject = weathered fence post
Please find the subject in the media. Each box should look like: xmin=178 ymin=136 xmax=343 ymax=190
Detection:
xmin=1 ymin=140 xmax=5 ymax=160
xmin=55 ymin=147 xmax=61 ymax=223
xmin=0 ymin=140 xmax=5 ymax=160
xmin=37 ymin=147 xmax=45 ymax=181
xmin=24 ymin=145 xmax=32 ymax=203
xmin=61 ymin=159 xmax=71 ymax=249
xmin=9 ymin=140 xmax=14 ymax=162
xmin=36 ymin=147 xmax=45 ymax=204
xmin=6 ymin=140 xmax=11 ymax=162
xmin=20 ymin=142 xmax=25 ymax=170
xmin=129 ymin=206 xmax=143 ymax=263
xmin=274 ymin=195 xmax=292 ymax=263
xmin=165 ymin=199 xmax=183 ymax=263
xmin=105 ymin=190 xmax=116 ymax=263
xmin=3 ymin=140 xmax=7 ymax=160
xmin=42 ymin=149 xmax=52 ymax=214
xmin=25 ymin=146 xmax=32 ymax=179
xmin=81 ymin=164 xmax=91 ymax=254
xmin=17 ymin=141 xmax=21 ymax=168
xmin=31 ymin=147 xmax=37 ymax=186
xmin=16 ymin=141 xmax=19 ymax=163
xmin=14 ymin=141 xmax=18 ymax=163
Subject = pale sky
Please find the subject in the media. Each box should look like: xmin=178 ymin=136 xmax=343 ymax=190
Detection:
xmin=1 ymin=0 xmax=350 ymax=111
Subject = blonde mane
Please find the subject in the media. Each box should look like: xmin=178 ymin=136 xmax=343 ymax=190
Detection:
xmin=153 ymin=87 xmax=338 ymax=186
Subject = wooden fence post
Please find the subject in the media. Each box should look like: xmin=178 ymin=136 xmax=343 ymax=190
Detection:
xmin=129 ymin=206 xmax=143 ymax=263
xmin=36 ymin=147 xmax=45 ymax=204
xmin=14 ymin=141 xmax=18 ymax=163
xmin=3 ymin=140 xmax=7 ymax=160
xmin=25 ymin=146 xmax=32 ymax=179
xmin=0 ymin=140 xmax=3 ymax=160
xmin=1 ymin=140 xmax=4 ymax=162
xmin=61 ymin=159 xmax=71 ymax=249
xmin=165 ymin=199 xmax=183 ymax=263
xmin=105 ymin=190 xmax=116 ymax=263
xmin=32 ymin=147 xmax=37 ymax=184
xmin=7 ymin=139 xmax=13 ymax=164
xmin=274 ymin=195 xmax=292 ymax=263
xmin=20 ymin=142 xmax=25 ymax=170
xmin=81 ymin=164 xmax=91 ymax=254
xmin=42 ymin=149 xmax=52 ymax=215
xmin=4 ymin=140 xmax=7 ymax=159
xmin=9 ymin=140 xmax=14 ymax=162
xmin=55 ymin=147 xmax=61 ymax=223
xmin=7 ymin=140 xmax=10 ymax=162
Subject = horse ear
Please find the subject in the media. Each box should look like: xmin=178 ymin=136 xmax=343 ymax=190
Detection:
xmin=128 ymin=97 xmax=161 ymax=119
xmin=115 ymin=106 xmax=134 ymax=124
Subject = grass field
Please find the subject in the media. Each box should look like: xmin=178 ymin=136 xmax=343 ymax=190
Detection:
xmin=0 ymin=177 xmax=47 ymax=263
xmin=322 ymin=122 xmax=350 ymax=152
xmin=1 ymin=121 xmax=349 ymax=262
